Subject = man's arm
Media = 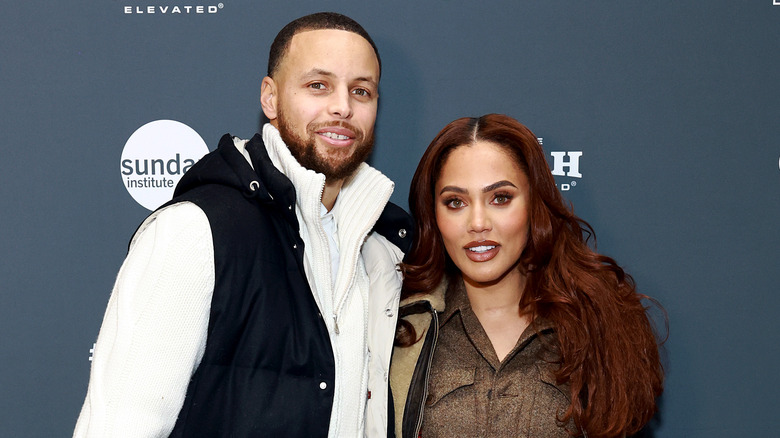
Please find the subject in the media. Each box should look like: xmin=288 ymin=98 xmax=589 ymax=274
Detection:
xmin=74 ymin=202 xmax=214 ymax=437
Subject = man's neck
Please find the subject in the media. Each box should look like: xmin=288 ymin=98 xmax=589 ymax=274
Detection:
xmin=321 ymin=179 xmax=343 ymax=211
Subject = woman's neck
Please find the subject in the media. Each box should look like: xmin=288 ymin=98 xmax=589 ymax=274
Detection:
xmin=463 ymin=270 xmax=531 ymax=362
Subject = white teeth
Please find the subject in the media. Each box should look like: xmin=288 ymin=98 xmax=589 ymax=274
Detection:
xmin=468 ymin=245 xmax=495 ymax=253
xmin=322 ymin=132 xmax=349 ymax=140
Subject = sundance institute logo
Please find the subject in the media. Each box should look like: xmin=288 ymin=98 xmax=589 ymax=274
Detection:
xmin=120 ymin=120 xmax=209 ymax=210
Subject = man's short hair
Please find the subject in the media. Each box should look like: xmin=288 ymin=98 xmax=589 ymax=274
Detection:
xmin=267 ymin=12 xmax=381 ymax=79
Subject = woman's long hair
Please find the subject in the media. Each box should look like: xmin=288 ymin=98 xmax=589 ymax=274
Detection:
xmin=401 ymin=114 xmax=665 ymax=438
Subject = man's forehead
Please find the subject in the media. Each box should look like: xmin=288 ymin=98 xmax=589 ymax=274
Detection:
xmin=289 ymin=28 xmax=372 ymax=48
xmin=281 ymin=29 xmax=379 ymax=76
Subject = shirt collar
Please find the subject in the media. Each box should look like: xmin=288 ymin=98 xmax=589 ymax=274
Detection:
xmin=440 ymin=275 xmax=556 ymax=335
xmin=439 ymin=276 xmax=470 ymax=325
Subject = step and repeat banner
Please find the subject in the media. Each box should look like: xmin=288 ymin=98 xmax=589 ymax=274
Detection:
xmin=2 ymin=1 xmax=778 ymax=436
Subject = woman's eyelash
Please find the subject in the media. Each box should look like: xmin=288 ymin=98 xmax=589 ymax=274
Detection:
xmin=493 ymin=192 xmax=513 ymax=203
xmin=443 ymin=197 xmax=463 ymax=207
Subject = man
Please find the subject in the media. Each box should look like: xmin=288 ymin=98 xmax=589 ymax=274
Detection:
xmin=75 ymin=12 xmax=411 ymax=437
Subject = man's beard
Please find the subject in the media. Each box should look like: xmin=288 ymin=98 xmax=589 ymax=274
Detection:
xmin=277 ymin=110 xmax=374 ymax=182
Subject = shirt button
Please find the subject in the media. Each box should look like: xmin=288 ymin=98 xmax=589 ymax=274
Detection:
xmin=398 ymin=228 xmax=407 ymax=238
xmin=385 ymin=308 xmax=394 ymax=317
xmin=288 ymin=205 xmax=293 ymax=210
xmin=319 ymin=382 xmax=328 ymax=390
xmin=293 ymin=244 xmax=297 ymax=249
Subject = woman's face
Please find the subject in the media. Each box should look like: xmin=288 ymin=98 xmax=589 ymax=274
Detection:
xmin=435 ymin=140 xmax=531 ymax=289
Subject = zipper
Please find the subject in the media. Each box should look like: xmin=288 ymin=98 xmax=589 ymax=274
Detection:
xmin=331 ymin=185 xmax=390 ymax=333
xmin=310 ymin=181 xmax=337 ymax=333
xmin=413 ymin=309 xmax=439 ymax=438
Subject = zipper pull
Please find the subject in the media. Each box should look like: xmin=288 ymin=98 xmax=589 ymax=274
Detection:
xmin=333 ymin=315 xmax=340 ymax=334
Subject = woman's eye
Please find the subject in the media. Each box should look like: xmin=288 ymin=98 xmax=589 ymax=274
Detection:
xmin=445 ymin=198 xmax=464 ymax=209
xmin=493 ymin=194 xmax=512 ymax=204
xmin=309 ymin=83 xmax=325 ymax=90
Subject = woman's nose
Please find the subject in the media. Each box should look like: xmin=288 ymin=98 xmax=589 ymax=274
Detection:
xmin=468 ymin=205 xmax=491 ymax=233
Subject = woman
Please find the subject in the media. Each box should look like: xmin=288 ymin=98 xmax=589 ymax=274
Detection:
xmin=391 ymin=114 xmax=664 ymax=438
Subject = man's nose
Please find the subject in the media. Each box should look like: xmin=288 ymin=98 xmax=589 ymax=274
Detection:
xmin=328 ymin=87 xmax=353 ymax=119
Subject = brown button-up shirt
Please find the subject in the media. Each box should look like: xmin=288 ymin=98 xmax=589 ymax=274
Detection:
xmin=420 ymin=282 xmax=575 ymax=437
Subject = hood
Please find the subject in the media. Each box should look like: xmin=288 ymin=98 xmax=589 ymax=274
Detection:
xmin=173 ymin=133 xmax=296 ymax=209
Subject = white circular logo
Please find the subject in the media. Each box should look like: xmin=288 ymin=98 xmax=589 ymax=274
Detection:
xmin=120 ymin=120 xmax=209 ymax=210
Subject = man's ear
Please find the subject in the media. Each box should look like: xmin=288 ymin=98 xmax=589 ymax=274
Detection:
xmin=260 ymin=76 xmax=278 ymax=120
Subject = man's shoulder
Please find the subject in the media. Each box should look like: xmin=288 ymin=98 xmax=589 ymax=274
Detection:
xmin=128 ymin=201 xmax=211 ymax=251
xmin=373 ymin=202 xmax=414 ymax=255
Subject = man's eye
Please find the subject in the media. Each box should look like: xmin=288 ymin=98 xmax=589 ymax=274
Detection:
xmin=353 ymin=88 xmax=369 ymax=97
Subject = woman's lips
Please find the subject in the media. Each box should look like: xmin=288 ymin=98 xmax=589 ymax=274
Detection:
xmin=464 ymin=241 xmax=499 ymax=262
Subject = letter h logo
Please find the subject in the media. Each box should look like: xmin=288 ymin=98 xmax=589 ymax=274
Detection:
xmin=550 ymin=152 xmax=583 ymax=178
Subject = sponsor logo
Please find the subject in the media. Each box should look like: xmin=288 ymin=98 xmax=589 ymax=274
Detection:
xmin=539 ymin=137 xmax=583 ymax=192
xmin=550 ymin=151 xmax=583 ymax=178
xmin=120 ymin=120 xmax=209 ymax=210
xmin=123 ymin=3 xmax=224 ymax=14
xmin=89 ymin=343 xmax=95 ymax=362
xmin=775 ymin=0 xmax=779 ymax=5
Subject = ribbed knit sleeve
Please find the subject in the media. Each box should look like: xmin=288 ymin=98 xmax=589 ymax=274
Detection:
xmin=74 ymin=202 xmax=214 ymax=438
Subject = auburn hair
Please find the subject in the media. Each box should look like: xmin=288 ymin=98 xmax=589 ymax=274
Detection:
xmin=400 ymin=114 xmax=665 ymax=438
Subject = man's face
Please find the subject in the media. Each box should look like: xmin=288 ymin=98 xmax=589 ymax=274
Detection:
xmin=264 ymin=29 xmax=380 ymax=181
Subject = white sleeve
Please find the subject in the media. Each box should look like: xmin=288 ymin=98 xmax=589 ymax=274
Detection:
xmin=74 ymin=202 xmax=215 ymax=438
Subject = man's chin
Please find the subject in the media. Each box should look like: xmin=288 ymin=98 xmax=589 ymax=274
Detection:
xmin=319 ymin=160 xmax=360 ymax=182
xmin=313 ymin=140 xmax=357 ymax=161
xmin=278 ymin=125 xmax=372 ymax=180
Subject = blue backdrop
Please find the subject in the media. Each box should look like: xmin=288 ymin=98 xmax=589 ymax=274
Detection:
xmin=2 ymin=1 xmax=779 ymax=436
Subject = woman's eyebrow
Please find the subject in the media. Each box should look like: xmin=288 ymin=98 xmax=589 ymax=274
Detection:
xmin=439 ymin=185 xmax=467 ymax=195
xmin=483 ymin=180 xmax=517 ymax=192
